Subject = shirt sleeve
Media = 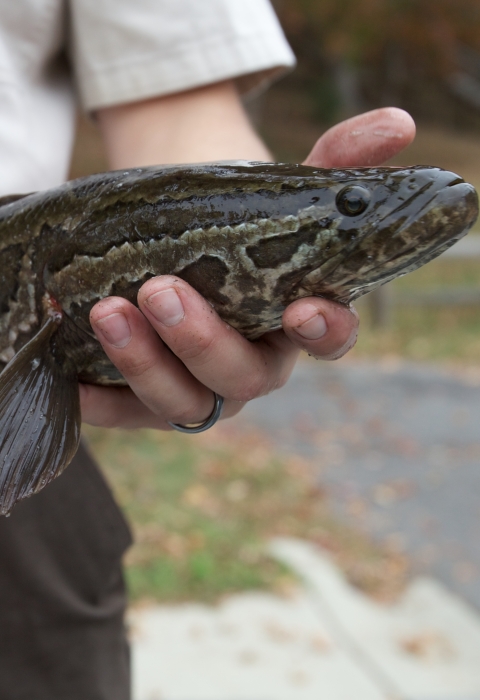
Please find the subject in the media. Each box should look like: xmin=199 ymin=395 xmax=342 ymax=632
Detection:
xmin=68 ymin=0 xmax=296 ymax=111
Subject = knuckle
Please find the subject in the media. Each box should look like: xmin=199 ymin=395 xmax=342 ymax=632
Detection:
xmin=115 ymin=353 xmax=157 ymax=379
xmin=175 ymin=331 xmax=217 ymax=364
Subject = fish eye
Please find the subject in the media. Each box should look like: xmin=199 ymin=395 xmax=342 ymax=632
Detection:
xmin=336 ymin=186 xmax=371 ymax=216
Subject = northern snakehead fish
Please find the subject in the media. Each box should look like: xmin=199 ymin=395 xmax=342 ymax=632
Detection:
xmin=0 ymin=161 xmax=476 ymax=514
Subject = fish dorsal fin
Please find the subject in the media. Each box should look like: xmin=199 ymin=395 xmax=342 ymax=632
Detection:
xmin=0 ymin=316 xmax=81 ymax=515
xmin=0 ymin=193 xmax=32 ymax=208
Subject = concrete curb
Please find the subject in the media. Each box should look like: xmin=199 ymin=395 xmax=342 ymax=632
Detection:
xmin=129 ymin=538 xmax=480 ymax=700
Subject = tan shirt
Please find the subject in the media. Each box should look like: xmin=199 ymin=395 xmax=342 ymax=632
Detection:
xmin=0 ymin=0 xmax=294 ymax=194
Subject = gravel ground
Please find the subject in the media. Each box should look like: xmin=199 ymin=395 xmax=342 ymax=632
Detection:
xmin=238 ymin=359 xmax=480 ymax=611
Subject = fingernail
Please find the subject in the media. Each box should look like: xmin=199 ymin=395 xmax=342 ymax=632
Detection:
xmin=146 ymin=288 xmax=185 ymax=326
xmin=295 ymin=309 xmax=328 ymax=340
xmin=94 ymin=312 xmax=131 ymax=348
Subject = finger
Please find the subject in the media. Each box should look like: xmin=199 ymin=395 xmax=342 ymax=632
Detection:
xmin=80 ymin=383 xmax=165 ymax=429
xmin=89 ymin=295 xmax=226 ymax=427
xmin=137 ymin=275 xmax=300 ymax=403
xmin=79 ymin=380 xmax=246 ymax=430
xmin=282 ymin=298 xmax=359 ymax=361
xmin=304 ymin=107 xmax=416 ymax=168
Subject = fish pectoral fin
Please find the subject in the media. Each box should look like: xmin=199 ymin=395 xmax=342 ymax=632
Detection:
xmin=0 ymin=316 xmax=81 ymax=515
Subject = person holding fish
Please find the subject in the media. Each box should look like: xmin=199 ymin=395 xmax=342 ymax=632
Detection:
xmin=0 ymin=1 xmax=417 ymax=699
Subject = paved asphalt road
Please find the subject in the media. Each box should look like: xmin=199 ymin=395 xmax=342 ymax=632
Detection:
xmin=238 ymin=359 xmax=480 ymax=612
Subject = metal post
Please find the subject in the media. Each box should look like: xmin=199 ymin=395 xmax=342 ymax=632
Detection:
xmin=368 ymin=286 xmax=392 ymax=328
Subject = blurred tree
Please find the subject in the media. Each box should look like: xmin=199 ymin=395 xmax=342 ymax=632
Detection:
xmin=273 ymin=0 xmax=480 ymax=127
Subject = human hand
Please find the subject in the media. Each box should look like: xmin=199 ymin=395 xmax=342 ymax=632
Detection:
xmin=81 ymin=107 xmax=415 ymax=429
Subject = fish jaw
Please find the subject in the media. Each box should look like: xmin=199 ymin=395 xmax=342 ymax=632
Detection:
xmin=294 ymin=168 xmax=479 ymax=303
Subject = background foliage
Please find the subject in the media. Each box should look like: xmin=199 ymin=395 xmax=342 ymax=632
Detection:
xmin=273 ymin=0 xmax=480 ymax=126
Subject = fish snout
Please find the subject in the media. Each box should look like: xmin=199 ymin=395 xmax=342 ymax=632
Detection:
xmin=433 ymin=179 xmax=479 ymax=236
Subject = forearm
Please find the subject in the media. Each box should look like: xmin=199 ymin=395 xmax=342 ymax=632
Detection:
xmin=96 ymin=80 xmax=272 ymax=168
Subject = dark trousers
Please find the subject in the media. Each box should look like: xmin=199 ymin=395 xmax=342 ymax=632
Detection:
xmin=0 ymin=442 xmax=133 ymax=700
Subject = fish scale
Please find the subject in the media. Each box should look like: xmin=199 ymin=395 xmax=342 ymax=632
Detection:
xmin=0 ymin=160 xmax=476 ymax=515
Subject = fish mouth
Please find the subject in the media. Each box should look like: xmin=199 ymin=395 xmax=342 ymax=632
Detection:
xmin=376 ymin=177 xmax=479 ymax=272
xmin=296 ymin=168 xmax=479 ymax=303
xmin=346 ymin=176 xmax=479 ymax=299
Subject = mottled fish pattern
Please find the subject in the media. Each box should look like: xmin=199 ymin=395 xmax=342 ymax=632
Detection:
xmin=0 ymin=161 xmax=477 ymax=514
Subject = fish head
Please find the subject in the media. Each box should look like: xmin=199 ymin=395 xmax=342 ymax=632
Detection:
xmin=292 ymin=165 xmax=479 ymax=303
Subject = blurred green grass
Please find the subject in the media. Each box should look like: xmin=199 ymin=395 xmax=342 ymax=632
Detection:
xmin=352 ymin=254 xmax=480 ymax=362
xmin=83 ymin=425 xmax=408 ymax=604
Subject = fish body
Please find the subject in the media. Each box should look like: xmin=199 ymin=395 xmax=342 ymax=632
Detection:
xmin=0 ymin=161 xmax=477 ymax=513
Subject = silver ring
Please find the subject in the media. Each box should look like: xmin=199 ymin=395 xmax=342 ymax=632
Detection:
xmin=167 ymin=393 xmax=224 ymax=434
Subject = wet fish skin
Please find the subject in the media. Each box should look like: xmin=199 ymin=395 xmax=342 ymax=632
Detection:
xmin=0 ymin=161 xmax=476 ymax=514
